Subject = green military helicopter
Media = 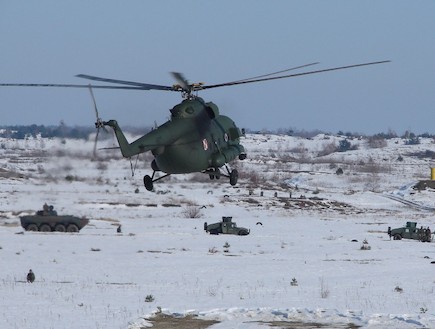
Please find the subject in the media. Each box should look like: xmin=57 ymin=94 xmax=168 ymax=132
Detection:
xmin=0 ymin=60 xmax=389 ymax=191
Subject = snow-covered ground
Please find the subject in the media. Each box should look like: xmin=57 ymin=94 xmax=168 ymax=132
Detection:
xmin=1 ymin=133 xmax=434 ymax=328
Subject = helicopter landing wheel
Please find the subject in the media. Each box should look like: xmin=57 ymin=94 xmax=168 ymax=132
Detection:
xmin=229 ymin=169 xmax=238 ymax=186
xmin=209 ymin=168 xmax=220 ymax=180
xmin=143 ymin=175 xmax=154 ymax=191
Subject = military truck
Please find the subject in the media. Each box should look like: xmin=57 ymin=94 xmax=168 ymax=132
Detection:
xmin=388 ymin=221 xmax=432 ymax=242
xmin=204 ymin=216 xmax=250 ymax=235
xmin=20 ymin=204 xmax=89 ymax=233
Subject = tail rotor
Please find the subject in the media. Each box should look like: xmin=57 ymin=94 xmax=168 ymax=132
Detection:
xmin=88 ymin=84 xmax=106 ymax=157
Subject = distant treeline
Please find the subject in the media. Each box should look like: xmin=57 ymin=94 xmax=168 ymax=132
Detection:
xmin=0 ymin=124 xmax=433 ymax=140
xmin=0 ymin=124 xmax=153 ymax=140
xmin=245 ymin=128 xmax=434 ymax=140
xmin=0 ymin=124 xmax=94 ymax=139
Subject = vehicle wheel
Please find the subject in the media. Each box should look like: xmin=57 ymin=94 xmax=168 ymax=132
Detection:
xmin=210 ymin=229 xmax=219 ymax=235
xmin=39 ymin=224 xmax=52 ymax=232
xmin=238 ymin=230 xmax=249 ymax=236
xmin=229 ymin=169 xmax=238 ymax=186
xmin=26 ymin=224 xmax=38 ymax=231
xmin=55 ymin=224 xmax=66 ymax=232
xmin=214 ymin=168 xmax=220 ymax=180
xmin=67 ymin=224 xmax=79 ymax=233
xmin=143 ymin=175 xmax=153 ymax=191
xmin=394 ymin=234 xmax=402 ymax=240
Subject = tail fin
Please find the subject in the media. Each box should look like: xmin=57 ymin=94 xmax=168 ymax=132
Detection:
xmin=104 ymin=120 xmax=151 ymax=158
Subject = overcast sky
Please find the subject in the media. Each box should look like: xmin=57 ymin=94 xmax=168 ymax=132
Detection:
xmin=1 ymin=1 xmax=434 ymax=134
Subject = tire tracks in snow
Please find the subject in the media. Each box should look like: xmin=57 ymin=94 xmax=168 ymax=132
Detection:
xmin=383 ymin=194 xmax=435 ymax=211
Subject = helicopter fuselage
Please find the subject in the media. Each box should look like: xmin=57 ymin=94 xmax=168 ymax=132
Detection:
xmin=153 ymin=114 xmax=245 ymax=174
xmin=105 ymin=97 xmax=246 ymax=175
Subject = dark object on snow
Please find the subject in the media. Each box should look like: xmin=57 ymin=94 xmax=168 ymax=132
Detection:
xmin=20 ymin=204 xmax=89 ymax=233
xmin=256 ymin=222 xmax=263 ymax=226
xmin=117 ymin=225 xmax=122 ymax=233
xmin=388 ymin=222 xmax=432 ymax=242
xmin=413 ymin=180 xmax=435 ymax=191
xmin=204 ymin=216 xmax=250 ymax=236
xmin=27 ymin=269 xmax=35 ymax=283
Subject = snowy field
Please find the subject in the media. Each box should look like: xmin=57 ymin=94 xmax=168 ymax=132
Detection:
xmin=1 ymin=133 xmax=434 ymax=328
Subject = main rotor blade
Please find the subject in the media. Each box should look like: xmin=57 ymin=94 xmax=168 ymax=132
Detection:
xmin=76 ymin=74 xmax=174 ymax=91
xmin=0 ymin=83 xmax=148 ymax=90
xmin=170 ymin=72 xmax=191 ymax=92
xmin=227 ymin=62 xmax=320 ymax=84
xmin=201 ymin=60 xmax=391 ymax=90
xmin=1 ymin=60 xmax=390 ymax=94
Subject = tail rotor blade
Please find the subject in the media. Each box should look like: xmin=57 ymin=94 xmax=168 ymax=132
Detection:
xmin=88 ymin=84 xmax=106 ymax=157
xmin=88 ymin=84 xmax=100 ymax=120
xmin=93 ymin=127 xmax=100 ymax=158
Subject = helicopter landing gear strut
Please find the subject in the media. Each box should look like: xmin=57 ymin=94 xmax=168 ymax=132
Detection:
xmin=208 ymin=168 xmax=220 ymax=180
xmin=206 ymin=166 xmax=238 ymax=186
xmin=143 ymin=172 xmax=171 ymax=191
xmin=224 ymin=164 xmax=238 ymax=186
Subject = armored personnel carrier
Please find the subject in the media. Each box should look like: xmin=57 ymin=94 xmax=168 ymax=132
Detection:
xmin=20 ymin=204 xmax=89 ymax=233
xmin=204 ymin=216 xmax=250 ymax=235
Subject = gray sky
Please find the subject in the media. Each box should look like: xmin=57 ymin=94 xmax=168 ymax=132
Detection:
xmin=1 ymin=1 xmax=434 ymax=134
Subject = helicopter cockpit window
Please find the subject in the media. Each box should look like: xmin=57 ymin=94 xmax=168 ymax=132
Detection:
xmin=228 ymin=127 xmax=241 ymax=140
xmin=205 ymin=106 xmax=216 ymax=119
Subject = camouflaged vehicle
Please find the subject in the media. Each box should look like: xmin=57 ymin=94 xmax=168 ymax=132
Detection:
xmin=204 ymin=216 xmax=250 ymax=235
xmin=20 ymin=204 xmax=89 ymax=233
xmin=388 ymin=221 xmax=432 ymax=242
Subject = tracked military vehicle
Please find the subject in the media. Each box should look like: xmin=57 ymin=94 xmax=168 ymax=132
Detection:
xmin=388 ymin=222 xmax=432 ymax=242
xmin=204 ymin=216 xmax=250 ymax=236
xmin=20 ymin=204 xmax=89 ymax=233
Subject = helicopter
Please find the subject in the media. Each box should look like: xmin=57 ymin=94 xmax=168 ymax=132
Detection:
xmin=0 ymin=60 xmax=389 ymax=191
